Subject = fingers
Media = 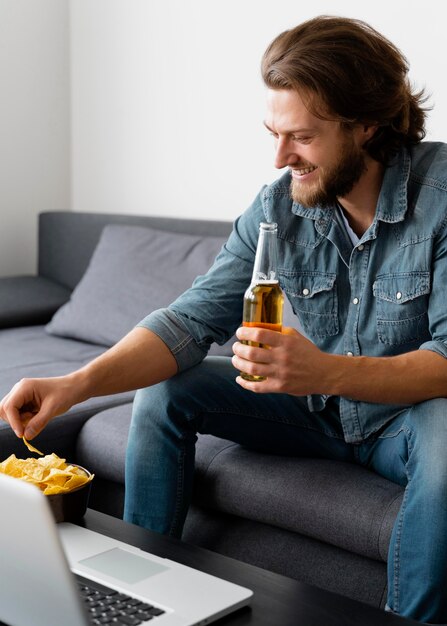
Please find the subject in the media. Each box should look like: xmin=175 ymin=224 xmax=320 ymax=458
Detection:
xmin=232 ymin=354 xmax=271 ymax=381
xmin=235 ymin=375 xmax=277 ymax=393
xmin=23 ymin=412 xmax=51 ymax=440
xmin=232 ymin=340 xmax=272 ymax=362
xmin=1 ymin=376 xmax=74 ymax=440
xmin=0 ymin=379 xmax=46 ymax=439
xmin=232 ymin=335 xmax=279 ymax=387
xmin=236 ymin=326 xmax=285 ymax=346
xmin=0 ymin=394 xmax=27 ymax=437
xmin=232 ymin=331 xmax=275 ymax=380
xmin=232 ymin=326 xmax=303 ymax=394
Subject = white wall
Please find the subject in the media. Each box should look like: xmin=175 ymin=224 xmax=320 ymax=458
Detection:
xmin=70 ymin=0 xmax=447 ymax=222
xmin=2 ymin=1 xmax=446 ymax=276
xmin=0 ymin=0 xmax=70 ymax=277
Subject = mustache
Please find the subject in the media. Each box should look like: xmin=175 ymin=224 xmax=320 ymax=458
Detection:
xmin=289 ymin=161 xmax=317 ymax=169
xmin=289 ymin=161 xmax=316 ymax=170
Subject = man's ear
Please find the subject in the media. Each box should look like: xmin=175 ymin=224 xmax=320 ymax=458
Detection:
xmin=362 ymin=123 xmax=379 ymax=143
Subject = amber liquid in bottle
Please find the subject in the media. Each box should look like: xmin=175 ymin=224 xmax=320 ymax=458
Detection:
xmin=241 ymin=223 xmax=284 ymax=382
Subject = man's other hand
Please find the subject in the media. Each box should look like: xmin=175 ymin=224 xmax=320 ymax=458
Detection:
xmin=232 ymin=326 xmax=331 ymax=396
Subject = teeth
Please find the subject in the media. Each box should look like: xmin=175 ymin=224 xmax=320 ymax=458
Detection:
xmin=294 ymin=166 xmax=317 ymax=175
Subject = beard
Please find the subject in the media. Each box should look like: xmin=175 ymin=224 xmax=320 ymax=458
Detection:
xmin=290 ymin=132 xmax=367 ymax=209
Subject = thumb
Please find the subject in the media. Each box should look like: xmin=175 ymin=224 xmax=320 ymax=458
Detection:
xmin=23 ymin=408 xmax=54 ymax=439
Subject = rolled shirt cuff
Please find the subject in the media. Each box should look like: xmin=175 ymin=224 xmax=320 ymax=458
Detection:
xmin=419 ymin=339 xmax=447 ymax=360
xmin=137 ymin=308 xmax=209 ymax=372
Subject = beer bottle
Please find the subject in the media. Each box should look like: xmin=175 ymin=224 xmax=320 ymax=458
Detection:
xmin=241 ymin=222 xmax=284 ymax=382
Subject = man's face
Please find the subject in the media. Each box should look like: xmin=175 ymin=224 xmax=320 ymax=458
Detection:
xmin=264 ymin=88 xmax=367 ymax=208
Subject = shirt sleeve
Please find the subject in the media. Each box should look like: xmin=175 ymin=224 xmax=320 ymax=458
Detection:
xmin=136 ymin=187 xmax=267 ymax=371
xmin=419 ymin=214 xmax=447 ymax=359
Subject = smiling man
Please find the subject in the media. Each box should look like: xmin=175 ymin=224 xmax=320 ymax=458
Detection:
xmin=263 ymin=87 xmax=381 ymax=234
xmin=2 ymin=15 xmax=447 ymax=624
xmin=264 ymin=90 xmax=372 ymax=207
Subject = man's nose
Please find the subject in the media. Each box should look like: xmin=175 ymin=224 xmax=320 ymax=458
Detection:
xmin=274 ymin=137 xmax=298 ymax=170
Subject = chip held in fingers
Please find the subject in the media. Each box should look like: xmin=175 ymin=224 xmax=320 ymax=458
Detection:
xmin=22 ymin=436 xmax=44 ymax=456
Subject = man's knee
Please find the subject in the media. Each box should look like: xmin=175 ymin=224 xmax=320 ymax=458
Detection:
xmin=406 ymin=398 xmax=447 ymax=478
xmin=407 ymin=397 xmax=447 ymax=435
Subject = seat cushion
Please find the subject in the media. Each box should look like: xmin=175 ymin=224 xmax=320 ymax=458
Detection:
xmin=76 ymin=403 xmax=133 ymax=484
xmin=192 ymin=437 xmax=403 ymax=563
xmin=0 ymin=326 xmax=135 ymax=460
xmin=76 ymin=403 xmax=403 ymax=562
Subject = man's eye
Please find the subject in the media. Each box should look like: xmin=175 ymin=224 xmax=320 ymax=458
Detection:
xmin=291 ymin=136 xmax=312 ymax=144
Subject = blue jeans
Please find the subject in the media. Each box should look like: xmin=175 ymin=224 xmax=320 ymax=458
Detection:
xmin=124 ymin=357 xmax=447 ymax=624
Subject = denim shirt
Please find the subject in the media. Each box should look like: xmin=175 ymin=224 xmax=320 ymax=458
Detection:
xmin=139 ymin=142 xmax=447 ymax=443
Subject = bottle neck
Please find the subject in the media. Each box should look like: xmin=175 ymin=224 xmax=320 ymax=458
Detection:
xmin=252 ymin=226 xmax=278 ymax=283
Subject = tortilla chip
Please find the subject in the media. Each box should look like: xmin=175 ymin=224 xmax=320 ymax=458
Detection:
xmin=22 ymin=437 xmax=44 ymax=456
xmin=0 ymin=452 xmax=93 ymax=494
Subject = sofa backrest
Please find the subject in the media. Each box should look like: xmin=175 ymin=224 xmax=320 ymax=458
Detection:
xmin=38 ymin=211 xmax=233 ymax=290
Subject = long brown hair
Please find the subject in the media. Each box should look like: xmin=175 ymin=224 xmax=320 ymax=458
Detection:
xmin=261 ymin=16 xmax=429 ymax=164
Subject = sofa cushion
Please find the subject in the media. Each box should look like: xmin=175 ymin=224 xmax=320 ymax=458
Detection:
xmin=0 ymin=276 xmax=71 ymax=328
xmin=75 ymin=401 xmax=402 ymax=562
xmin=182 ymin=506 xmax=388 ymax=609
xmin=192 ymin=438 xmax=403 ymax=563
xmin=0 ymin=326 xmax=135 ymax=460
xmin=76 ymin=403 xmax=132 ymax=484
xmin=46 ymin=224 xmax=230 ymax=353
xmin=0 ymin=326 xmax=107 ymax=397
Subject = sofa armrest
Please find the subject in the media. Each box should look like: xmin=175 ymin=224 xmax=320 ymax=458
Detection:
xmin=0 ymin=276 xmax=71 ymax=328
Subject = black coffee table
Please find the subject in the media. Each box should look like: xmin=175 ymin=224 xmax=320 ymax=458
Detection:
xmin=79 ymin=509 xmax=419 ymax=626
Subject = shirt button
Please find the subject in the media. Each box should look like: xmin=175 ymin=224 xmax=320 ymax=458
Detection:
xmin=352 ymin=297 xmax=359 ymax=305
xmin=396 ymin=292 xmax=402 ymax=300
xmin=357 ymin=244 xmax=364 ymax=251
xmin=346 ymin=351 xmax=354 ymax=357
xmin=302 ymin=288 xmax=310 ymax=296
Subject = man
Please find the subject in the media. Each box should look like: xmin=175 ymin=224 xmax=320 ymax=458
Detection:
xmin=1 ymin=15 xmax=447 ymax=623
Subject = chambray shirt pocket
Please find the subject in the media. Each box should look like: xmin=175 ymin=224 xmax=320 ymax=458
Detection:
xmin=279 ymin=270 xmax=338 ymax=338
xmin=372 ymin=271 xmax=431 ymax=346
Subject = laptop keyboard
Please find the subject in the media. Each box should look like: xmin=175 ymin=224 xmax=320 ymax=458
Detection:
xmin=76 ymin=574 xmax=166 ymax=625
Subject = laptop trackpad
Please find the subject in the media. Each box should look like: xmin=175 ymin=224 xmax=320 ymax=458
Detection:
xmin=79 ymin=547 xmax=170 ymax=584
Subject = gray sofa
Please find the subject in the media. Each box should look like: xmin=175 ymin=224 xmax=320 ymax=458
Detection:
xmin=0 ymin=211 xmax=404 ymax=610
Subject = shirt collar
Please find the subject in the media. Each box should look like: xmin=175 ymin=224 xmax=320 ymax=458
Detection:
xmin=375 ymin=146 xmax=410 ymax=224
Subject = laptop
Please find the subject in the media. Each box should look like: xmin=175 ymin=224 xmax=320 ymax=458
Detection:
xmin=0 ymin=472 xmax=252 ymax=626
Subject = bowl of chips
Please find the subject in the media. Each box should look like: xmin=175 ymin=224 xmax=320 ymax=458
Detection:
xmin=0 ymin=448 xmax=94 ymax=523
